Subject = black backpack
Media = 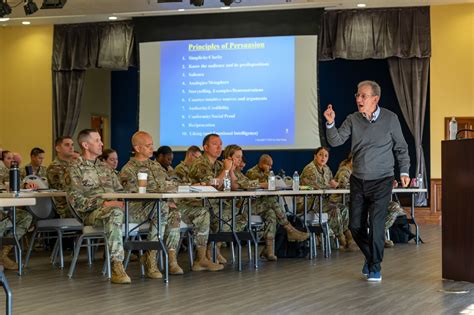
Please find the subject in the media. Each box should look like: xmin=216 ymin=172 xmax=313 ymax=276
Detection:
xmin=389 ymin=215 xmax=417 ymax=243
xmin=274 ymin=214 xmax=309 ymax=258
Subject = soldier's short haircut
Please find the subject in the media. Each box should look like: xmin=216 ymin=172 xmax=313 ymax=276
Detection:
xmin=202 ymin=133 xmax=220 ymax=146
xmin=131 ymin=131 xmax=151 ymax=147
xmin=223 ymin=144 xmax=242 ymax=159
xmin=30 ymin=147 xmax=45 ymax=157
xmin=77 ymin=129 xmax=98 ymax=148
xmin=358 ymin=80 xmax=381 ymax=97
xmin=55 ymin=136 xmax=73 ymax=147
xmin=259 ymin=154 xmax=272 ymax=164
xmin=314 ymin=146 xmax=330 ymax=155
xmin=187 ymin=145 xmax=201 ymax=153
xmin=155 ymin=145 xmax=172 ymax=156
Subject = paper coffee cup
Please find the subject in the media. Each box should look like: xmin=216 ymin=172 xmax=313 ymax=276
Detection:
xmin=137 ymin=172 xmax=148 ymax=193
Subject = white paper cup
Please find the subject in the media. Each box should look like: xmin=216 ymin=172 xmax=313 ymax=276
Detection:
xmin=137 ymin=172 xmax=148 ymax=193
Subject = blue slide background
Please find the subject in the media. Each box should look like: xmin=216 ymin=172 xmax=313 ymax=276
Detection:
xmin=159 ymin=36 xmax=295 ymax=146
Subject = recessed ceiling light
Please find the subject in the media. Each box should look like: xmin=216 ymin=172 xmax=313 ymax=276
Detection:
xmin=178 ymin=8 xmax=185 ymax=12
xmin=108 ymin=16 xmax=117 ymax=20
xmin=220 ymin=6 xmax=230 ymax=10
xmin=22 ymin=21 xmax=31 ymax=25
xmin=357 ymin=3 xmax=366 ymax=7
xmin=0 ymin=18 xmax=10 ymax=22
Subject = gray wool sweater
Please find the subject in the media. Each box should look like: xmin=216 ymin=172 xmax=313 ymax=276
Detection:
xmin=326 ymin=107 xmax=410 ymax=181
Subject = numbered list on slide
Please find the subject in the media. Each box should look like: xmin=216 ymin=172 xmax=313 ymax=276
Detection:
xmin=159 ymin=36 xmax=295 ymax=146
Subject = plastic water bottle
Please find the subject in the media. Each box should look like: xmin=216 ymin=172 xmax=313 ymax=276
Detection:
xmin=268 ymin=170 xmax=276 ymax=191
xmin=416 ymin=173 xmax=423 ymax=189
xmin=223 ymin=170 xmax=231 ymax=192
xmin=292 ymin=171 xmax=300 ymax=191
xmin=9 ymin=161 xmax=20 ymax=194
xmin=449 ymin=117 xmax=458 ymax=140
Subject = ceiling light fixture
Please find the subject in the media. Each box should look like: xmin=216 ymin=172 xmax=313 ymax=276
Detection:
xmin=24 ymin=0 xmax=38 ymax=15
xmin=41 ymin=0 xmax=67 ymax=9
xmin=108 ymin=16 xmax=117 ymax=20
xmin=22 ymin=20 xmax=31 ymax=25
xmin=357 ymin=3 xmax=366 ymax=8
xmin=190 ymin=0 xmax=204 ymax=6
xmin=0 ymin=17 xmax=9 ymax=22
xmin=0 ymin=0 xmax=12 ymax=18
xmin=178 ymin=8 xmax=185 ymax=11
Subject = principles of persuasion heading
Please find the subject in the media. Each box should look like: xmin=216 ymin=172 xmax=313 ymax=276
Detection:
xmin=188 ymin=41 xmax=265 ymax=51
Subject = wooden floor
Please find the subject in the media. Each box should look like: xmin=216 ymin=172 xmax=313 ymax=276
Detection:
xmin=2 ymin=225 xmax=473 ymax=314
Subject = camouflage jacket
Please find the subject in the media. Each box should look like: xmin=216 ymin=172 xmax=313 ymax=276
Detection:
xmin=20 ymin=164 xmax=48 ymax=179
xmin=300 ymin=161 xmax=333 ymax=189
xmin=235 ymin=169 xmax=260 ymax=190
xmin=65 ymin=157 xmax=122 ymax=214
xmin=329 ymin=164 xmax=352 ymax=204
xmin=119 ymin=158 xmax=176 ymax=193
xmin=188 ymin=154 xmax=223 ymax=184
xmin=246 ymin=164 xmax=268 ymax=182
xmin=47 ymin=158 xmax=71 ymax=191
xmin=175 ymin=161 xmax=191 ymax=183
xmin=0 ymin=165 xmax=8 ymax=190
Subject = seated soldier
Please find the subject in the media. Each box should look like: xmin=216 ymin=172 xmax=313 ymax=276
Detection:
xmin=98 ymin=149 xmax=119 ymax=174
xmin=225 ymin=146 xmax=309 ymax=261
xmin=21 ymin=147 xmax=47 ymax=179
xmin=246 ymin=154 xmax=273 ymax=183
xmin=0 ymin=150 xmax=34 ymax=270
xmin=66 ymin=129 xmax=161 ymax=284
xmin=120 ymin=132 xmax=222 ymax=273
xmin=299 ymin=147 xmax=351 ymax=250
xmin=175 ymin=145 xmax=201 ymax=183
xmin=154 ymin=146 xmax=176 ymax=177
xmin=47 ymin=136 xmax=75 ymax=218
xmin=188 ymin=134 xmax=248 ymax=264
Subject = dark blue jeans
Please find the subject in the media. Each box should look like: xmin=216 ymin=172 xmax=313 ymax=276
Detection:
xmin=349 ymin=175 xmax=393 ymax=273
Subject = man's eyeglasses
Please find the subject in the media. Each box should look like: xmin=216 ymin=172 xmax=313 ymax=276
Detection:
xmin=354 ymin=93 xmax=375 ymax=100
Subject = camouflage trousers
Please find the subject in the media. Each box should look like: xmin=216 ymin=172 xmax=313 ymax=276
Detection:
xmin=0 ymin=208 xmax=33 ymax=240
xmin=84 ymin=200 xmax=181 ymax=262
xmin=53 ymin=197 xmax=72 ymax=218
xmin=177 ymin=201 xmax=210 ymax=247
xmin=251 ymin=196 xmax=288 ymax=239
xmin=207 ymin=199 xmax=248 ymax=233
xmin=322 ymin=202 xmax=349 ymax=238
xmin=385 ymin=201 xmax=406 ymax=230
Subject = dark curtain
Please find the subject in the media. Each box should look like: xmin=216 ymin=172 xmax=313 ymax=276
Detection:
xmin=52 ymin=21 xmax=134 ymax=138
xmin=388 ymin=57 xmax=429 ymax=206
xmin=319 ymin=7 xmax=430 ymax=60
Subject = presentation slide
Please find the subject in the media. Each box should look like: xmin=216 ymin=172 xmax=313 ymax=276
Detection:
xmin=139 ymin=35 xmax=320 ymax=150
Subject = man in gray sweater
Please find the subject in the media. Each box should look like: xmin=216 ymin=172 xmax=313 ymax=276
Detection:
xmin=324 ymin=80 xmax=410 ymax=282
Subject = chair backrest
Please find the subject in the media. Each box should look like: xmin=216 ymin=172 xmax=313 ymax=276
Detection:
xmin=22 ymin=175 xmax=49 ymax=189
xmin=26 ymin=197 xmax=55 ymax=220
xmin=66 ymin=197 xmax=84 ymax=224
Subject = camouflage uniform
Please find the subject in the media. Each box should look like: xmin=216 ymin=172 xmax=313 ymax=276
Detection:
xmin=299 ymin=161 xmax=349 ymax=238
xmin=47 ymin=158 xmax=73 ymax=218
xmin=175 ymin=161 xmax=191 ymax=183
xmin=0 ymin=165 xmax=34 ymax=240
xmin=120 ymin=158 xmax=211 ymax=248
xmin=385 ymin=200 xmax=406 ymax=230
xmin=65 ymin=157 xmax=157 ymax=262
xmin=188 ymin=154 xmax=247 ymax=233
xmin=20 ymin=164 xmax=48 ymax=179
xmin=235 ymin=169 xmax=289 ymax=239
xmin=329 ymin=164 xmax=351 ymax=204
xmin=245 ymin=164 xmax=268 ymax=183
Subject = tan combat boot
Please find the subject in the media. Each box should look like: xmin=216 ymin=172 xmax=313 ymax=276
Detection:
xmin=344 ymin=230 xmax=359 ymax=251
xmin=140 ymin=250 xmax=162 ymax=279
xmin=1 ymin=246 xmax=18 ymax=270
xmin=206 ymin=242 xmax=227 ymax=264
xmin=260 ymin=238 xmax=277 ymax=261
xmin=168 ymin=249 xmax=184 ymax=275
xmin=192 ymin=246 xmax=224 ymax=271
xmin=337 ymin=234 xmax=347 ymax=251
xmin=111 ymin=261 xmax=131 ymax=284
xmin=283 ymin=223 xmax=309 ymax=242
